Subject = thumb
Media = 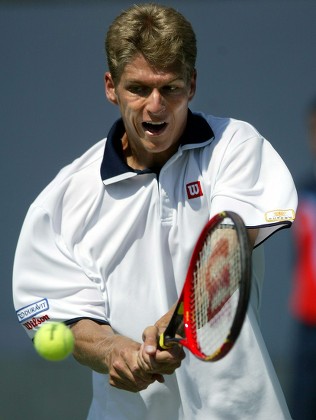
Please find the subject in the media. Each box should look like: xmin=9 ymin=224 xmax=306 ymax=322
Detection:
xmin=142 ymin=325 xmax=159 ymax=355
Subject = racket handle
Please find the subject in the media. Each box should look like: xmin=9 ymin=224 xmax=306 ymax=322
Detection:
xmin=159 ymin=333 xmax=182 ymax=349
xmin=158 ymin=301 xmax=185 ymax=349
xmin=159 ymin=333 xmax=167 ymax=349
xmin=159 ymin=333 xmax=173 ymax=349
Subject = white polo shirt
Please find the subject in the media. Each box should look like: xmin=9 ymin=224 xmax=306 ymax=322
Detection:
xmin=13 ymin=111 xmax=297 ymax=419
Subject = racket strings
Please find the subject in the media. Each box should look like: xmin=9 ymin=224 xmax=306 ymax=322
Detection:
xmin=191 ymin=223 xmax=242 ymax=357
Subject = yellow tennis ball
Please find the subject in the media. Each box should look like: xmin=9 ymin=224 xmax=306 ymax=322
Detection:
xmin=34 ymin=322 xmax=74 ymax=361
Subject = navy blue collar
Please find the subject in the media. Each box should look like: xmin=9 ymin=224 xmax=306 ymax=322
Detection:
xmin=100 ymin=110 xmax=214 ymax=182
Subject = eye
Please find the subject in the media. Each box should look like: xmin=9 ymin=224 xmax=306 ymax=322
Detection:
xmin=161 ymin=84 xmax=184 ymax=95
xmin=127 ymin=85 xmax=150 ymax=96
xmin=163 ymin=85 xmax=178 ymax=92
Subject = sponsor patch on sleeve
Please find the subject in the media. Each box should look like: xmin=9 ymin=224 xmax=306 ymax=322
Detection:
xmin=16 ymin=298 xmax=49 ymax=323
xmin=23 ymin=314 xmax=50 ymax=330
xmin=264 ymin=209 xmax=295 ymax=222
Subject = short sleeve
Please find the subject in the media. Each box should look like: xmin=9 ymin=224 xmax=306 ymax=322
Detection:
xmin=210 ymin=134 xmax=297 ymax=246
xmin=13 ymin=205 xmax=107 ymax=339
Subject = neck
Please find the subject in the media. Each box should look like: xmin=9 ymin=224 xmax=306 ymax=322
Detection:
xmin=121 ymin=134 xmax=179 ymax=172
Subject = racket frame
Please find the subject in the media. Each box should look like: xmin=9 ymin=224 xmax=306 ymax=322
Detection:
xmin=159 ymin=211 xmax=252 ymax=361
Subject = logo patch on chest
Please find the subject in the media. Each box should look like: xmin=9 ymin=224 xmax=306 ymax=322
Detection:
xmin=186 ymin=181 xmax=203 ymax=199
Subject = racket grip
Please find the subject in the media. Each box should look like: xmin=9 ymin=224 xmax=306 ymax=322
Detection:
xmin=158 ymin=333 xmax=170 ymax=349
xmin=159 ymin=334 xmax=180 ymax=349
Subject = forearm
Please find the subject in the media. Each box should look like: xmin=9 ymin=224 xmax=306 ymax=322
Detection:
xmin=71 ymin=319 xmax=137 ymax=374
xmin=71 ymin=319 xmax=165 ymax=392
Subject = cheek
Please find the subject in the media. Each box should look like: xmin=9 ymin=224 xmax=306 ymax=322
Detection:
xmin=173 ymin=100 xmax=190 ymax=123
xmin=117 ymin=100 xmax=133 ymax=125
xmin=119 ymin=96 xmax=143 ymax=118
xmin=119 ymin=104 xmax=144 ymax=135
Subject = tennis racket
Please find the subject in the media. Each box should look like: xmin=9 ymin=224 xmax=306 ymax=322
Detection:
xmin=159 ymin=211 xmax=252 ymax=361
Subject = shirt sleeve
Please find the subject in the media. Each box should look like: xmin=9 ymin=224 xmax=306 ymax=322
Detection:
xmin=210 ymin=132 xmax=298 ymax=246
xmin=13 ymin=205 xmax=107 ymax=339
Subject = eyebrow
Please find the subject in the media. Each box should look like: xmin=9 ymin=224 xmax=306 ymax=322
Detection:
xmin=125 ymin=77 xmax=185 ymax=88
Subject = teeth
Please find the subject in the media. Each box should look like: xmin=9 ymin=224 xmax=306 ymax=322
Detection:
xmin=142 ymin=121 xmax=167 ymax=133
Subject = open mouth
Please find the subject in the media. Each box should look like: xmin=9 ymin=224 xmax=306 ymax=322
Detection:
xmin=142 ymin=121 xmax=168 ymax=135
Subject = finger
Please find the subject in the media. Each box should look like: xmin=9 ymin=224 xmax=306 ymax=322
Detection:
xmin=110 ymin=360 xmax=156 ymax=392
xmin=138 ymin=348 xmax=185 ymax=376
xmin=119 ymin=346 xmax=159 ymax=384
xmin=150 ymin=347 xmax=186 ymax=374
xmin=156 ymin=344 xmax=186 ymax=362
xmin=109 ymin=375 xmax=153 ymax=393
xmin=137 ymin=343 xmax=158 ymax=372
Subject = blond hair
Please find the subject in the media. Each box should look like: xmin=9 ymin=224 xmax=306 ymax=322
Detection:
xmin=105 ymin=3 xmax=197 ymax=85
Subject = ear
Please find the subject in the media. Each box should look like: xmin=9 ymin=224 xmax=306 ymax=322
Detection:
xmin=188 ymin=69 xmax=197 ymax=101
xmin=105 ymin=72 xmax=118 ymax=105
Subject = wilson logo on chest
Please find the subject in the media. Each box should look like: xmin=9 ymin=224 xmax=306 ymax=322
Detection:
xmin=186 ymin=181 xmax=203 ymax=199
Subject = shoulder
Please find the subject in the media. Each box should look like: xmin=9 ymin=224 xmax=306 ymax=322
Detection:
xmin=201 ymin=113 xmax=262 ymax=141
xmin=195 ymin=113 xmax=264 ymax=158
xmin=31 ymin=138 xmax=107 ymax=210
xmin=194 ymin=113 xmax=265 ymax=162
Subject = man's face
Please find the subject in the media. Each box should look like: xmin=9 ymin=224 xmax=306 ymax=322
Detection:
xmin=105 ymin=54 xmax=196 ymax=168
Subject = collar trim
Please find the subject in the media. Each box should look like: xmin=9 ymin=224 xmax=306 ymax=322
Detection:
xmin=100 ymin=110 xmax=214 ymax=184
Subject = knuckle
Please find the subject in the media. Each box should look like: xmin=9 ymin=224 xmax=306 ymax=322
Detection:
xmin=112 ymin=359 xmax=124 ymax=371
xmin=130 ymin=364 xmax=141 ymax=375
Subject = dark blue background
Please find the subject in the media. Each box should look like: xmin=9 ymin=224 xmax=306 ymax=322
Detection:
xmin=1 ymin=1 xmax=315 ymax=418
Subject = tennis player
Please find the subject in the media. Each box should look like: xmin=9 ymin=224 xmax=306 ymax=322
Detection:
xmin=13 ymin=4 xmax=297 ymax=419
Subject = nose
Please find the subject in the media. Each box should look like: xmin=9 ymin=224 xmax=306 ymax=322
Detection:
xmin=146 ymin=88 xmax=166 ymax=115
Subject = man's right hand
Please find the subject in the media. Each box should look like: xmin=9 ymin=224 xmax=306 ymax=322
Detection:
xmin=105 ymin=334 xmax=165 ymax=392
